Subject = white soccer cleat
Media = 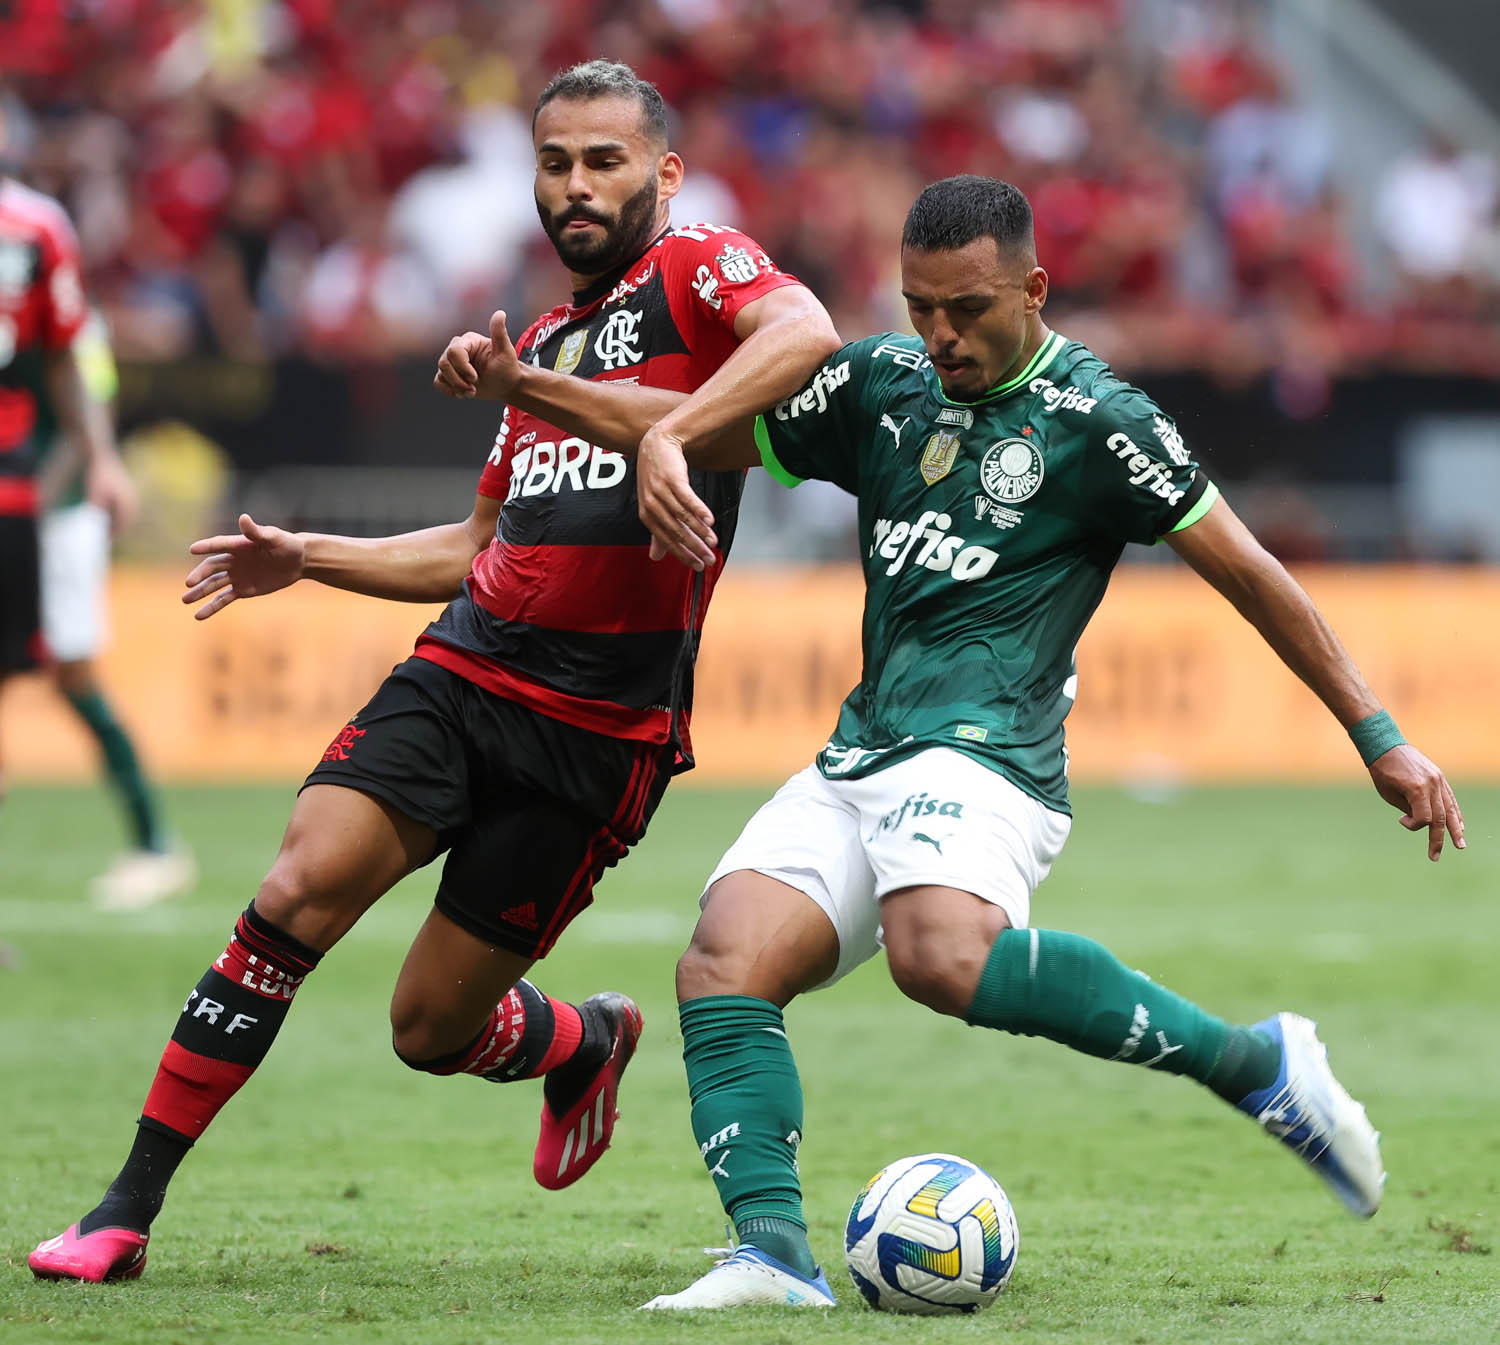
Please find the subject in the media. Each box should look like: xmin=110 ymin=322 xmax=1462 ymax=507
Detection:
xmin=638 ymin=1245 xmax=836 ymax=1310
xmin=91 ymin=849 xmax=197 ymax=911
xmin=1236 ymin=1012 xmax=1386 ymax=1218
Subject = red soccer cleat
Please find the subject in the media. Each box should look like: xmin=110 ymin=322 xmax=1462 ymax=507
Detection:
xmin=29 ymin=1223 xmax=148 ymax=1282
xmin=533 ymin=992 xmax=643 ymax=1191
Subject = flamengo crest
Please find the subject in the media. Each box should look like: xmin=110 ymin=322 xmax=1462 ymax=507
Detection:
xmin=593 ymin=309 xmax=644 ymax=370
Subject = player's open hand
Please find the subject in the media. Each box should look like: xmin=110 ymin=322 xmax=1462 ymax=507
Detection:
xmin=434 ymin=310 xmax=522 ymax=401
xmin=182 ymin=514 xmax=306 ymax=620
xmin=1368 ymin=743 xmax=1465 ymax=861
xmin=637 ymin=424 xmax=716 ymax=570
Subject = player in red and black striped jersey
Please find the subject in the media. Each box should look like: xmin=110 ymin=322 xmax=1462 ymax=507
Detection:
xmin=0 ymin=159 xmax=135 ymax=800
xmin=29 ymin=62 xmax=842 ymax=1284
xmin=415 ymin=214 xmax=796 ymax=758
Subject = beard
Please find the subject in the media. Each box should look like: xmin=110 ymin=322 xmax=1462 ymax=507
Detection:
xmin=538 ymin=175 xmax=661 ymax=275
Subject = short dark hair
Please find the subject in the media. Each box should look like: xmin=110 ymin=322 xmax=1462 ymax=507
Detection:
xmin=902 ymin=176 xmax=1034 ymax=258
xmin=533 ymin=60 xmax=670 ymax=149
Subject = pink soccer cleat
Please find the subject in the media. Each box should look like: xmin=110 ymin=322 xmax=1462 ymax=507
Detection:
xmin=29 ymin=1223 xmax=148 ymax=1282
xmin=533 ymin=992 xmax=642 ymax=1191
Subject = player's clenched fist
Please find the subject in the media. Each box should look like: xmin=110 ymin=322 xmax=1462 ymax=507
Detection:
xmin=434 ymin=310 xmax=523 ymax=401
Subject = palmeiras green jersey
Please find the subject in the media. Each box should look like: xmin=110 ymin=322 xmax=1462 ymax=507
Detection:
xmin=754 ymin=330 xmax=1219 ymax=814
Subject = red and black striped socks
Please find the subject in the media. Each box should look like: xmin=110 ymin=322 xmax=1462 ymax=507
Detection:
xmin=402 ymin=979 xmax=586 ymax=1082
xmin=79 ymin=905 xmax=321 ymax=1236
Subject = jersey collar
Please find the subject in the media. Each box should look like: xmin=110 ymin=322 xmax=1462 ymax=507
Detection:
xmin=928 ymin=331 xmax=1068 ymax=408
xmin=568 ymin=226 xmax=673 ymax=309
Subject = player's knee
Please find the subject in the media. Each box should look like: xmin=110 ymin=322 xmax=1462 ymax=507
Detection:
xmin=886 ymin=933 xmax=990 ymax=1019
xmin=389 ymin=994 xmax=461 ymax=1068
xmin=252 ymin=861 xmax=316 ymax=933
xmin=675 ymin=936 xmax=746 ymax=1002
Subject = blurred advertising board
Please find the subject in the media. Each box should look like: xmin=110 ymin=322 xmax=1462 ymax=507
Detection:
xmin=4 ymin=566 xmax=1497 ymax=785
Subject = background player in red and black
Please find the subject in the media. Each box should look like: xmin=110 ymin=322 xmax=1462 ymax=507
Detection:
xmin=29 ymin=61 xmax=841 ymax=1284
xmin=0 ymin=121 xmax=135 ymax=803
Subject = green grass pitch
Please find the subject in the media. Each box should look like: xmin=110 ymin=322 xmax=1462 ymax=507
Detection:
xmin=2 ymin=781 xmax=1496 ymax=1344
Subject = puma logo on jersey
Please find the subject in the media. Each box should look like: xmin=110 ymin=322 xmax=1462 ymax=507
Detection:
xmin=870 ymin=510 xmax=999 ymax=581
xmin=506 ymin=438 xmax=628 ymax=499
xmin=879 ymin=413 xmax=909 ymax=447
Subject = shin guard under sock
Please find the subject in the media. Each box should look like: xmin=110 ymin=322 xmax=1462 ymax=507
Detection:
xmin=80 ymin=904 xmax=321 ymax=1235
xmin=680 ymin=995 xmax=816 ymax=1276
xmin=965 ymin=928 xmax=1279 ymax=1100
xmin=399 ymin=979 xmax=587 ymax=1085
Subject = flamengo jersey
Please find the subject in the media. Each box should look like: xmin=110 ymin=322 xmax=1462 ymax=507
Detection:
xmin=0 ymin=180 xmax=86 ymax=515
xmin=755 ymin=331 xmax=1218 ymax=813
xmin=416 ymin=223 xmax=800 ymax=763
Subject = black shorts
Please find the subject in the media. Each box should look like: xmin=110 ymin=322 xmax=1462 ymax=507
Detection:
xmin=304 ymin=656 xmax=672 ymax=959
xmin=0 ymin=513 xmax=43 ymax=674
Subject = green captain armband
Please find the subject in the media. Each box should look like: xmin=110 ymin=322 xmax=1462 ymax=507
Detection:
xmin=1349 ymin=710 xmax=1406 ymax=766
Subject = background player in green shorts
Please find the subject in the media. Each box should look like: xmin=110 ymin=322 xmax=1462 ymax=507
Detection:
xmin=442 ymin=174 xmax=1464 ymax=1309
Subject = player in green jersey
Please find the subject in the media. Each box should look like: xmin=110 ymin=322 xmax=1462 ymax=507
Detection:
xmin=435 ymin=175 xmax=1462 ymax=1310
xmin=626 ymin=175 xmax=1463 ymax=1309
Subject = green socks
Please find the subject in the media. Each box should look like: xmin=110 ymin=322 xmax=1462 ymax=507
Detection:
xmin=65 ymin=689 xmax=166 ymax=852
xmin=680 ymin=995 xmax=817 ymax=1276
xmin=965 ymin=928 xmax=1280 ymax=1102
xmin=677 ymin=937 xmax=1276 ymax=1282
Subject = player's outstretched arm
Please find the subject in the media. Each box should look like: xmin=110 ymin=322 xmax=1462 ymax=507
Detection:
xmin=183 ymin=494 xmax=500 ymax=619
xmin=1168 ymin=496 xmax=1464 ymax=861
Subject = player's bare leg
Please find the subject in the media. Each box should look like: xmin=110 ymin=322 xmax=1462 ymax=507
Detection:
xmin=29 ymin=784 xmax=435 ymax=1283
xmin=390 ymin=910 xmax=644 ymax=1190
xmin=641 ymin=872 xmax=839 ymax=1310
xmin=52 ymin=658 xmax=195 ymax=910
xmin=881 ymin=884 xmax=1384 ymax=1217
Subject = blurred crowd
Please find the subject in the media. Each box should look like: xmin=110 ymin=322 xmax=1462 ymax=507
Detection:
xmin=4 ymin=0 xmax=1499 ymax=389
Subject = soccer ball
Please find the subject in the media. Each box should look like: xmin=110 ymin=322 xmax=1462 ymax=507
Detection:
xmin=844 ymin=1152 xmax=1019 ymax=1314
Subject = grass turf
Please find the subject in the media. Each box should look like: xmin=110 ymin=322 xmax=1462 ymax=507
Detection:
xmin=1 ymin=781 xmax=1495 ymax=1343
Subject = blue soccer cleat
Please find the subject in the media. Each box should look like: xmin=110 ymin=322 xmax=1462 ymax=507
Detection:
xmin=639 ymin=1244 xmax=836 ymax=1309
xmin=1236 ymin=1012 xmax=1386 ymax=1218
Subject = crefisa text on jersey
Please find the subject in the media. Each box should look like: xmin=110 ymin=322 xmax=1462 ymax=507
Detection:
xmin=1106 ymin=431 xmax=1187 ymax=505
xmin=870 ymin=509 xmax=999 ymax=581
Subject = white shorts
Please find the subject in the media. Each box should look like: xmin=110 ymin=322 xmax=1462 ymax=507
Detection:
xmin=40 ymin=502 xmax=111 ymax=663
xmin=702 ymin=748 xmax=1072 ymax=988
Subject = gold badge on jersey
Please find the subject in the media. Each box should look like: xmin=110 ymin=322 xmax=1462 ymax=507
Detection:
xmin=919 ymin=431 xmax=961 ymax=485
xmin=554 ymin=328 xmax=589 ymax=375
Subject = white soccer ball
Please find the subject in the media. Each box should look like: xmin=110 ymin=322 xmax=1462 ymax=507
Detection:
xmin=844 ymin=1152 xmax=1019 ymax=1314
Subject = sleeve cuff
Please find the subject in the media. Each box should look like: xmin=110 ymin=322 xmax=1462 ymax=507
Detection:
xmin=755 ymin=416 xmax=804 ymax=488
xmin=1167 ymin=477 xmax=1219 ymax=534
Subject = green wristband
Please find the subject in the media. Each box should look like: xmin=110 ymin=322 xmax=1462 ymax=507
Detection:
xmin=1349 ymin=710 xmax=1405 ymax=766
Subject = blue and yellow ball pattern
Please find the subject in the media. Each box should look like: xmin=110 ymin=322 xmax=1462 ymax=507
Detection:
xmin=845 ymin=1152 xmax=1019 ymax=1314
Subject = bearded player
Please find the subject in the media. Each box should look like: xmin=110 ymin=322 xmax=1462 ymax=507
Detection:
xmin=29 ymin=61 xmax=840 ymax=1284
